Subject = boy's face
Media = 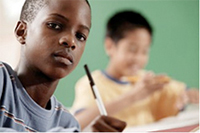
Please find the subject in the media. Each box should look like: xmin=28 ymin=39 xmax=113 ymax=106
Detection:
xmin=108 ymin=28 xmax=151 ymax=77
xmin=17 ymin=0 xmax=91 ymax=79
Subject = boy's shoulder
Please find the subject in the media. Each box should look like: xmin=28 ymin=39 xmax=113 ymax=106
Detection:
xmin=0 ymin=61 xmax=13 ymax=99
xmin=0 ymin=61 xmax=3 ymax=68
xmin=0 ymin=61 xmax=11 ymax=69
xmin=0 ymin=61 xmax=6 ymax=75
xmin=0 ymin=61 xmax=13 ymax=73
xmin=0 ymin=61 xmax=15 ymax=82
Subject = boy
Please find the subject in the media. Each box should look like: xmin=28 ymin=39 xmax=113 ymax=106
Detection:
xmin=71 ymin=10 xmax=199 ymax=129
xmin=0 ymin=0 xmax=126 ymax=132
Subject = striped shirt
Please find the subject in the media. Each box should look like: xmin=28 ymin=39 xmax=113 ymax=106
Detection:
xmin=0 ymin=62 xmax=80 ymax=132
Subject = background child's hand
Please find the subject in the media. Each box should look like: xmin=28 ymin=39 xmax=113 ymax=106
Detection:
xmin=131 ymin=72 xmax=169 ymax=101
xmin=143 ymin=73 xmax=170 ymax=90
xmin=186 ymin=88 xmax=199 ymax=104
xmin=175 ymin=91 xmax=189 ymax=110
xmin=92 ymin=116 xmax=126 ymax=132
xmin=175 ymin=88 xmax=199 ymax=111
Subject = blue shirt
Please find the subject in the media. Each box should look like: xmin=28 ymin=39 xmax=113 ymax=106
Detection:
xmin=0 ymin=62 xmax=80 ymax=132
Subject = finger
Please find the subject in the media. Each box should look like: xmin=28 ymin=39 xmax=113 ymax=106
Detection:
xmin=101 ymin=116 xmax=127 ymax=132
xmin=92 ymin=117 xmax=117 ymax=132
xmin=91 ymin=127 xmax=99 ymax=132
xmin=146 ymin=71 xmax=155 ymax=76
xmin=154 ymin=75 xmax=170 ymax=84
xmin=143 ymin=72 xmax=155 ymax=82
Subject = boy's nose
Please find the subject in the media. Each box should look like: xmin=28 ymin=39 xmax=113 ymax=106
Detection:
xmin=59 ymin=36 xmax=76 ymax=50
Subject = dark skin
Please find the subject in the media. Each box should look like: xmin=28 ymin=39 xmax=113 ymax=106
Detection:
xmin=14 ymin=0 xmax=126 ymax=132
xmin=15 ymin=0 xmax=91 ymax=109
xmin=92 ymin=116 xmax=126 ymax=132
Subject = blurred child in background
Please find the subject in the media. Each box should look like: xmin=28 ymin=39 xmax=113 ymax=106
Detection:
xmin=71 ymin=10 xmax=199 ymax=129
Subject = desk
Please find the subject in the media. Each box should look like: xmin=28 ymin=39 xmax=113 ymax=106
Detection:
xmin=124 ymin=104 xmax=199 ymax=132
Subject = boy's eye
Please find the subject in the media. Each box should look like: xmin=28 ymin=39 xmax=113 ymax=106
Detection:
xmin=47 ymin=22 xmax=62 ymax=30
xmin=76 ymin=33 xmax=87 ymax=42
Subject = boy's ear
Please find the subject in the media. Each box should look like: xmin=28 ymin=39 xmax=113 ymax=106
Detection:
xmin=15 ymin=21 xmax=27 ymax=44
xmin=104 ymin=37 xmax=116 ymax=57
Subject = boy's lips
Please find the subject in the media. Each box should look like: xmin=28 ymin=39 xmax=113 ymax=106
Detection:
xmin=53 ymin=52 xmax=73 ymax=66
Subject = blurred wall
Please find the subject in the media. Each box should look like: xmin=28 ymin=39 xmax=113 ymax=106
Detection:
xmin=0 ymin=0 xmax=24 ymax=68
xmin=0 ymin=0 xmax=198 ymax=107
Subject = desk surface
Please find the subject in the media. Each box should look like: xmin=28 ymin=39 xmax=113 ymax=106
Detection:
xmin=124 ymin=104 xmax=199 ymax=132
xmin=153 ymin=124 xmax=199 ymax=132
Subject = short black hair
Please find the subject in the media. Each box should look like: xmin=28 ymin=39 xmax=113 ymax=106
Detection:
xmin=20 ymin=0 xmax=47 ymax=23
xmin=106 ymin=10 xmax=153 ymax=43
xmin=20 ymin=0 xmax=91 ymax=23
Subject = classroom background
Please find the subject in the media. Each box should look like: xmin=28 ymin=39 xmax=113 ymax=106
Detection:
xmin=0 ymin=0 xmax=198 ymax=107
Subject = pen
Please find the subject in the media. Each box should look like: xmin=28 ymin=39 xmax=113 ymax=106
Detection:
xmin=84 ymin=64 xmax=107 ymax=116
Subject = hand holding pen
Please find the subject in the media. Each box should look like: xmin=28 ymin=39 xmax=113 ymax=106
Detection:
xmin=84 ymin=64 xmax=126 ymax=132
